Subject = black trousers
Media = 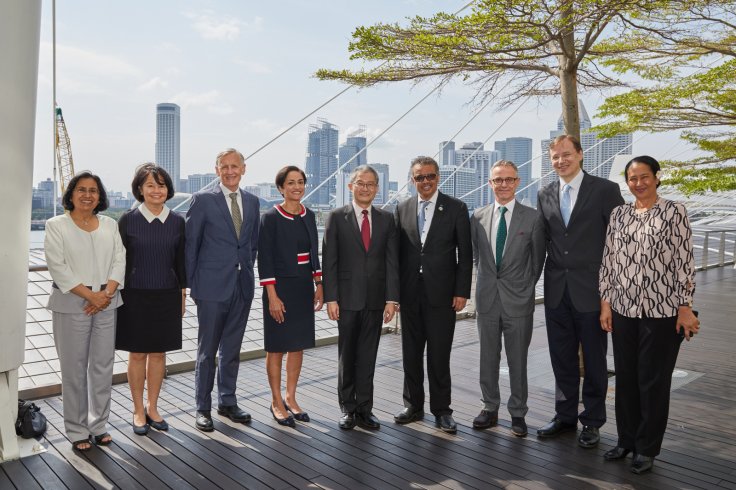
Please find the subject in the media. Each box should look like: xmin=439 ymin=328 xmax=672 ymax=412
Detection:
xmin=400 ymin=283 xmax=456 ymax=416
xmin=611 ymin=311 xmax=681 ymax=457
xmin=545 ymin=286 xmax=608 ymax=427
xmin=337 ymin=309 xmax=383 ymax=415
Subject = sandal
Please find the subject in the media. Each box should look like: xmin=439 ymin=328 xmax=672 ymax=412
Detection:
xmin=92 ymin=432 xmax=113 ymax=445
xmin=72 ymin=438 xmax=92 ymax=452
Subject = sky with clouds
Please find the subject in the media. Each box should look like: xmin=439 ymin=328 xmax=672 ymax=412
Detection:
xmin=32 ymin=0 xmax=693 ymax=194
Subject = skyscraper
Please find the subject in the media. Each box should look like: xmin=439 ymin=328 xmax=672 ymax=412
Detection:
xmin=156 ymin=103 xmax=181 ymax=191
xmin=305 ymin=118 xmax=339 ymax=206
xmin=338 ymin=126 xmax=367 ymax=174
xmin=441 ymin=141 xmax=499 ymax=209
xmin=371 ymin=163 xmax=390 ymax=205
xmin=540 ymin=101 xmax=633 ymax=188
xmin=495 ymin=137 xmax=533 ymax=205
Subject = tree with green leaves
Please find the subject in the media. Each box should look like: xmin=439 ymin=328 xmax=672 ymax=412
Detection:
xmin=592 ymin=1 xmax=735 ymax=193
xmin=317 ymin=0 xmax=678 ymax=141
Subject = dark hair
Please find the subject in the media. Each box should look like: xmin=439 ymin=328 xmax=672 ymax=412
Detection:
xmin=275 ymin=165 xmax=307 ymax=190
xmin=131 ymin=163 xmax=175 ymax=202
xmin=410 ymin=155 xmax=440 ymax=174
xmin=62 ymin=171 xmax=109 ymax=213
xmin=625 ymin=155 xmax=661 ymax=188
xmin=549 ymin=134 xmax=583 ymax=153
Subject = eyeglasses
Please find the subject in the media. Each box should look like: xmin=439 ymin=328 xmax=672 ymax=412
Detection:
xmin=413 ymin=173 xmax=437 ymax=182
xmin=75 ymin=187 xmax=99 ymax=195
xmin=491 ymin=177 xmax=518 ymax=186
xmin=352 ymin=181 xmax=377 ymax=189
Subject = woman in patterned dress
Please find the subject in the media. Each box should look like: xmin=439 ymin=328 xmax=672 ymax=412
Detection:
xmin=599 ymin=155 xmax=700 ymax=474
xmin=257 ymin=166 xmax=323 ymax=427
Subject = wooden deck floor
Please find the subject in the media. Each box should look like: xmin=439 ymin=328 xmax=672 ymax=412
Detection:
xmin=2 ymin=266 xmax=735 ymax=489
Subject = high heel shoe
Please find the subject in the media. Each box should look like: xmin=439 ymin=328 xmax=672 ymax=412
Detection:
xmin=270 ymin=404 xmax=296 ymax=428
xmin=284 ymin=402 xmax=310 ymax=423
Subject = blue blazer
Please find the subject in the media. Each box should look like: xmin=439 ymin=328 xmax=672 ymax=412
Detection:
xmin=185 ymin=186 xmax=260 ymax=302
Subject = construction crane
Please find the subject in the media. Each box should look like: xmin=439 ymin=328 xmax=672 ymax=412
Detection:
xmin=54 ymin=106 xmax=75 ymax=195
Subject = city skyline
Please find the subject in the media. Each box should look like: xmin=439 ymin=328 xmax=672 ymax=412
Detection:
xmin=31 ymin=1 xmax=691 ymax=195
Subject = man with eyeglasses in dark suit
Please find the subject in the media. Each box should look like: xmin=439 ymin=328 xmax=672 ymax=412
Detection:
xmin=393 ymin=156 xmax=473 ymax=433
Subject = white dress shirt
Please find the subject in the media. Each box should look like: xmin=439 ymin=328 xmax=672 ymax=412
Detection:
xmin=490 ymin=199 xmax=516 ymax=259
xmin=559 ymin=168 xmax=585 ymax=211
xmin=138 ymin=202 xmax=170 ymax=223
xmin=417 ymin=190 xmax=439 ymax=246
xmin=352 ymin=201 xmax=372 ymax=236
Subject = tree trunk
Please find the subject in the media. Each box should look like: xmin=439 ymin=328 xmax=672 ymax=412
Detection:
xmin=559 ymin=66 xmax=581 ymax=141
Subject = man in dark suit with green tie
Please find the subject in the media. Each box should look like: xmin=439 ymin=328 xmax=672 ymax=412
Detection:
xmin=393 ymin=156 xmax=473 ymax=434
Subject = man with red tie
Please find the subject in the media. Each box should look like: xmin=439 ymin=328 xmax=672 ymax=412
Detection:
xmin=322 ymin=165 xmax=399 ymax=430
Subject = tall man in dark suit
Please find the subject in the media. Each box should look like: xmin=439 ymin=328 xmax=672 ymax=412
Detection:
xmin=536 ymin=135 xmax=624 ymax=447
xmin=394 ymin=156 xmax=473 ymax=433
xmin=471 ymin=160 xmax=546 ymax=437
xmin=323 ymin=165 xmax=399 ymax=430
xmin=185 ymin=148 xmax=260 ymax=432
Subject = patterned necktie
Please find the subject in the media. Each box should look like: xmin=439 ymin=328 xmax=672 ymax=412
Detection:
xmin=361 ymin=209 xmax=370 ymax=251
xmin=560 ymin=184 xmax=572 ymax=226
xmin=417 ymin=200 xmax=430 ymax=240
xmin=230 ymin=192 xmax=242 ymax=238
xmin=496 ymin=206 xmax=507 ymax=271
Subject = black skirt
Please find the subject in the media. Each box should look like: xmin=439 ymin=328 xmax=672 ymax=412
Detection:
xmin=263 ymin=264 xmax=316 ymax=353
xmin=116 ymin=288 xmax=183 ymax=352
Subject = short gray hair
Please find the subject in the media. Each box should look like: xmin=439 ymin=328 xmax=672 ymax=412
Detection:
xmin=216 ymin=148 xmax=245 ymax=166
xmin=349 ymin=164 xmax=379 ymax=184
xmin=410 ymin=156 xmax=439 ymax=174
xmin=491 ymin=159 xmax=518 ymax=173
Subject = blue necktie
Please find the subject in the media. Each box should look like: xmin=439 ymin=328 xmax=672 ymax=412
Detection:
xmin=417 ymin=201 xmax=430 ymax=240
xmin=560 ymin=184 xmax=572 ymax=226
xmin=496 ymin=206 xmax=507 ymax=271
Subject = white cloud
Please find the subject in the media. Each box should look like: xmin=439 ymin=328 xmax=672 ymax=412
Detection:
xmin=171 ymin=90 xmax=234 ymax=115
xmin=138 ymin=77 xmax=169 ymax=91
xmin=233 ymin=59 xmax=272 ymax=74
xmin=183 ymin=10 xmax=263 ymax=41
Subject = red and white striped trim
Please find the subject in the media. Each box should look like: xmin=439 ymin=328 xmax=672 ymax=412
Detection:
xmin=259 ymin=277 xmax=276 ymax=286
xmin=274 ymin=203 xmax=307 ymax=220
xmin=297 ymin=252 xmax=310 ymax=265
xmin=312 ymin=270 xmax=322 ymax=278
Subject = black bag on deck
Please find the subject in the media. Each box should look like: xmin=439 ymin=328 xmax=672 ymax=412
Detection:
xmin=15 ymin=399 xmax=47 ymax=438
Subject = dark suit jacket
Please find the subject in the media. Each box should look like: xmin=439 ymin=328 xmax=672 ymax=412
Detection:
xmin=322 ymin=204 xmax=399 ymax=311
xmin=471 ymin=200 xmax=545 ymax=317
xmin=537 ymin=172 xmax=624 ymax=312
xmin=185 ymin=186 xmax=260 ymax=302
xmin=395 ymin=192 xmax=473 ymax=307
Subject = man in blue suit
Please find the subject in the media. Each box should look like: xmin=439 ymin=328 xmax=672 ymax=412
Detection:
xmin=186 ymin=148 xmax=260 ymax=432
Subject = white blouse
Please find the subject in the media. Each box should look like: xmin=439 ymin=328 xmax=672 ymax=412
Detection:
xmin=44 ymin=213 xmax=126 ymax=295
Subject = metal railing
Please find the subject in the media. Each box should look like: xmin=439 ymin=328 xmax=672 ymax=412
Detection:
xmin=693 ymin=228 xmax=736 ymax=270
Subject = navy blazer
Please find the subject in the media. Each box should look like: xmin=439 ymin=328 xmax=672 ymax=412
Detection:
xmin=322 ymin=204 xmax=399 ymax=311
xmin=257 ymin=204 xmax=321 ymax=285
xmin=395 ymin=191 xmax=473 ymax=307
xmin=185 ymin=186 xmax=260 ymax=302
xmin=537 ymin=171 xmax=624 ymax=312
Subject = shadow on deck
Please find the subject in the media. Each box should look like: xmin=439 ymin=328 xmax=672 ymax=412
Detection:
xmin=2 ymin=266 xmax=735 ymax=489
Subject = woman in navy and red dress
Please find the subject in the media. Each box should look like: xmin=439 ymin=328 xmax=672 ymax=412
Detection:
xmin=257 ymin=165 xmax=323 ymax=427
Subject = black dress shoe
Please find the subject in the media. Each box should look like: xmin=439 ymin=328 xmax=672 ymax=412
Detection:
xmin=435 ymin=414 xmax=457 ymax=434
xmin=146 ymin=410 xmax=169 ymax=431
xmin=537 ymin=417 xmax=576 ymax=438
xmin=604 ymin=446 xmax=632 ymax=461
xmin=356 ymin=412 xmax=380 ymax=430
xmin=133 ymin=421 xmax=149 ymax=436
xmin=472 ymin=410 xmax=498 ymax=429
xmin=217 ymin=404 xmax=252 ymax=423
xmin=631 ymin=454 xmax=654 ymax=474
xmin=511 ymin=417 xmax=528 ymax=437
xmin=195 ymin=411 xmax=214 ymax=432
xmin=578 ymin=425 xmax=600 ymax=448
xmin=394 ymin=407 xmax=424 ymax=424
xmin=339 ymin=412 xmax=356 ymax=430
xmin=284 ymin=403 xmax=310 ymax=423
xmin=269 ymin=405 xmax=296 ymax=428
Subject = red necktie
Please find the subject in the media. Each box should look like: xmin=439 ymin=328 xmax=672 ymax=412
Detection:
xmin=361 ymin=209 xmax=370 ymax=251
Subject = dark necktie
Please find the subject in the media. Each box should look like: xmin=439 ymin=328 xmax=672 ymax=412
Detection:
xmin=230 ymin=192 xmax=242 ymax=238
xmin=496 ymin=206 xmax=507 ymax=271
xmin=361 ymin=209 xmax=370 ymax=251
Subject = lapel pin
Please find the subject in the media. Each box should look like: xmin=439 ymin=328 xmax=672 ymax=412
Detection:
xmin=438 ymin=205 xmax=444 ymax=212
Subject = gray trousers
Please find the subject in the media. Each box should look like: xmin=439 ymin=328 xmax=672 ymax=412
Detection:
xmin=477 ymin=310 xmax=533 ymax=417
xmin=53 ymin=309 xmax=116 ymax=442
